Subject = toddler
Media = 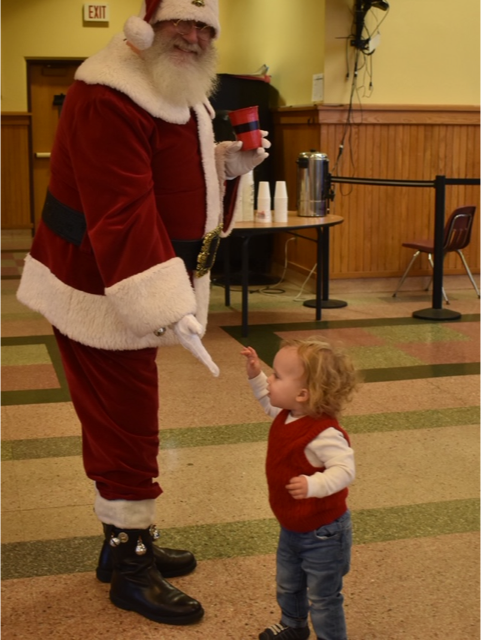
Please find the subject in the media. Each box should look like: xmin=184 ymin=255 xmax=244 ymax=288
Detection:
xmin=241 ymin=338 xmax=358 ymax=640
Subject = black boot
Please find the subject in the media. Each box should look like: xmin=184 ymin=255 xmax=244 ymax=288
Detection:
xmin=108 ymin=526 xmax=204 ymax=625
xmin=96 ymin=523 xmax=197 ymax=582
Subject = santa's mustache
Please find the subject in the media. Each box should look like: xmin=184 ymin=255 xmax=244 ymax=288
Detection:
xmin=171 ymin=37 xmax=203 ymax=55
xmin=144 ymin=34 xmax=204 ymax=59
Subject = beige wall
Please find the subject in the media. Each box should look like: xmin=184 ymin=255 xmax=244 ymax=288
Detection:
xmin=0 ymin=0 xmax=323 ymax=110
xmin=1 ymin=0 xmax=479 ymax=112
xmin=324 ymin=0 xmax=480 ymax=105
xmin=217 ymin=0 xmax=325 ymax=106
xmin=1 ymin=0 xmax=140 ymax=112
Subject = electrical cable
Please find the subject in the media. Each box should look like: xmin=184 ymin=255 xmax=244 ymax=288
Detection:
xmin=370 ymin=7 xmax=390 ymax=33
xmin=293 ymin=262 xmax=318 ymax=302
xmin=332 ymin=48 xmax=359 ymax=191
xmin=261 ymin=288 xmax=286 ymax=295
xmin=331 ymin=55 xmax=357 ymax=176
xmin=332 ymin=1 xmax=390 ymax=181
xmin=259 ymin=236 xmax=296 ymax=296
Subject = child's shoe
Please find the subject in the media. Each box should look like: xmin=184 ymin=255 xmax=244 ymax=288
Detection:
xmin=259 ymin=622 xmax=310 ymax=639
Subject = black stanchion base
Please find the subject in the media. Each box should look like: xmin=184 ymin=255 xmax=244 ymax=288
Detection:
xmin=412 ymin=308 xmax=461 ymax=321
xmin=303 ymin=299 xmax=348 ymax=309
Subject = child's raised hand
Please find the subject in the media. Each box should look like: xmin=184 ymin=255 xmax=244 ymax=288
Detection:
xmin=286 ymin=476 xmax=308 ymax=500
xmin=240 ymin=346 xmax=262 ymax=379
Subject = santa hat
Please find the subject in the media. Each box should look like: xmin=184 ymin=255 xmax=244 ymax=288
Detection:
xmin=124 ymin=0 xmax=220 ymax=51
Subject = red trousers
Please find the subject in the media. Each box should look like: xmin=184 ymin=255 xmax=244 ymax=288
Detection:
xmin=54 ymin=327 xmax=163 ymax=501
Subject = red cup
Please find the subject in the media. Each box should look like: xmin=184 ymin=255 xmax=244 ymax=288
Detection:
xmin=228 ymin=106 xmax=262 ymax=151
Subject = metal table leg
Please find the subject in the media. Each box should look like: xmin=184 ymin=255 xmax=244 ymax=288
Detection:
xmin=224 ymin=236 xmax=231 ymax=307
xmin=241 ymin=236 xmax=250 ymax=337
xmin=303 ymin=226 xmax=347 ymax=311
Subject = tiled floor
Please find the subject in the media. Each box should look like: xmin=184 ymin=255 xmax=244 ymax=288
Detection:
xmin=2 ymin=229 xmax=480 ymax=639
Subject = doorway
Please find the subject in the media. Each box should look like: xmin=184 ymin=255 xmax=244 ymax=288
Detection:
xmin=27 ymin=60 xmax=83 ymax=232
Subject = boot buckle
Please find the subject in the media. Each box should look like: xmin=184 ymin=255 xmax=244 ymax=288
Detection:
xmin=149 ymin=525 xmax=161 ymax=541
xmin=109 ymin=531 xmax=129 ymax=547
xmin=135 ymin=537 xmax=147 ymax=555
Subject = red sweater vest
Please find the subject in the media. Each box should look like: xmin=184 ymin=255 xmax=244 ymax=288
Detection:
xmin=265 ymin=410 xmax=351 ymax=533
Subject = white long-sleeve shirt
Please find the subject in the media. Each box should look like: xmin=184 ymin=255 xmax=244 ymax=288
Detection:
xmin=249 ymin=372 xmax=355 ymax=499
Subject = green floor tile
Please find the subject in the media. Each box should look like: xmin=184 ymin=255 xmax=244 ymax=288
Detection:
xmin=1 ymin=335 xmax=70 ymax=405
xmin=1 ymin=344 xmax=52 ymax=366
xmin=1 ymin=441 xmax=13 ymax=461
xmin=365 ymin=323 xmax=469 ymax=344
xmin=346 ymin=345 xmax=424 ymax=369
xmin=343 ymin=406 xmax=480 ymax=434
xmin=2 ymin=498 xmax=479 ymax=580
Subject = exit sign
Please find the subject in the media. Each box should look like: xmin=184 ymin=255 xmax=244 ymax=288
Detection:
xmin=84 ymin=4 xmax=110 ymax=22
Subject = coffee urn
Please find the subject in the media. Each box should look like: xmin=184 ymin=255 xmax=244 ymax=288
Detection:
xmin=296 ymin=151 xmax=330 ymax=217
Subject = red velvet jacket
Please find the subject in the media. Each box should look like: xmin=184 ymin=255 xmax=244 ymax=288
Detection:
xmin=17 ymin=34 xmax=239 ymax=351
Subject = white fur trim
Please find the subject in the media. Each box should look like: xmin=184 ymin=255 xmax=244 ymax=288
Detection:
xmin=224 ymin=180 xmax=242 ymax=235
xmin=193 ymin=271 xmax=211 ymax=332
xmin=124 ymin=16 xmax=155 ymax=50
xmin=214 ymin=141 xmax=241 ymax=236
xmin=75 ymin=34 xmax=192 ymax=123
xmin=17 ymin=254 xmax=198 ymax=350
xmin=105 ymin=258 xmax=196 ymax=337
xmin=192 ymin=104 xmax=222 ymax=236
xmin=151 ymin=0 xmax=220 ymax=38
xmin=95 ymin=488 xmax=156 ymax=528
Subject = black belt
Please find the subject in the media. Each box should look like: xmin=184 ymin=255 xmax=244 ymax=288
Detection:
xmin=41 ymin=190 xmax=222 ymax=277
xmin=171 ymin=239 xmax=204 ymax=272
xmin=42 ymin=190 xmax=86 ymax=246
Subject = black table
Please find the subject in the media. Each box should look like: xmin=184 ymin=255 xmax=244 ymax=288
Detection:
xmin=222 ymin=213 xmax=344 ymax=336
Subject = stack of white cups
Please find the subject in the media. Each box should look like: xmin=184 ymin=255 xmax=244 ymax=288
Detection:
xmin=274 ymin=181 xmax=288 ymax=222
xmin=256 ymin=182 xmax=272 ymax=223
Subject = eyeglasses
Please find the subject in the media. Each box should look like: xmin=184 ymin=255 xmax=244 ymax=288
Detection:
xmin=171 ymin=19 xmax=215 ymax=41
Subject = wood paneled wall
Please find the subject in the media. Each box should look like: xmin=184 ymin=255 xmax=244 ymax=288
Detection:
xmin=2 ymin=106 xmax=479 ymax=282
xmin=1 ymin=113 xmax=32 ymax=230
xmin=272 ymin=105 xmax=480 ymax=279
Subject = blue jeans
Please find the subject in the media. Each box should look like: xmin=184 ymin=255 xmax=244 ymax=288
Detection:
xmin=276 ymin=510 xmax=352 ymax=640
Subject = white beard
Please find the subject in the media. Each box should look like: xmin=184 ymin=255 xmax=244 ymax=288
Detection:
xmin=141 ymin=32 xmax=218 ymax=108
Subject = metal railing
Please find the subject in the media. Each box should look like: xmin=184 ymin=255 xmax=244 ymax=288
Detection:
xmin=330 ymin=174 xmax=480 ymax=320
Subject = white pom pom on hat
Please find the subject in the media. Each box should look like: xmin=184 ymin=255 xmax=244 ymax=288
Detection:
xmin=124 ymin=0 xmax=220 ymax=51
xmin=124 ymin=14 xmax=155 ymax=51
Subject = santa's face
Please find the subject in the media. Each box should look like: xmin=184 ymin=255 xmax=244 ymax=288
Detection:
xmin=154 ymin=19 xmax=215 ymax=55
xmin=141 ymin=19 xmax=218 ymax=106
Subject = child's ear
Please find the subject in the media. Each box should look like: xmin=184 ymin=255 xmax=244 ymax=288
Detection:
xmin=297 ymin=388 xmax=309 ymax=404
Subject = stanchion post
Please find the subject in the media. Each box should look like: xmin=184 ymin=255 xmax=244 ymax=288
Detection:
xmin=431 ymin=175 xmax=446 ymax=310
xmin=413 ymin=174 xmax=461 ymax=321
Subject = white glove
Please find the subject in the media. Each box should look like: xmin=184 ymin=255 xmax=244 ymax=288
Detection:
xmin=173 ymin=314 xmax=220 ymax=377
xmin=224 ymin=131 xmax=271 ymax=178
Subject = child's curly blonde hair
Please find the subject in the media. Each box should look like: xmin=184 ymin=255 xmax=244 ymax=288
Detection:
xmin=280 ymin=336 xmax=359 ymax=418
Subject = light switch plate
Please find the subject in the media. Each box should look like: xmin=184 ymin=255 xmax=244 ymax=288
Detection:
xmin=312 ymin=73 xmax=324 ymax=103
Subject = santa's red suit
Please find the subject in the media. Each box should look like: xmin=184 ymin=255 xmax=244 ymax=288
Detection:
xmin=19 ymin=34 xmax=237 ymax=351
xmin=17 ymin=0 xmax=271 ymax=625
xmin=17 ymin=30 xmax=243 ymax=525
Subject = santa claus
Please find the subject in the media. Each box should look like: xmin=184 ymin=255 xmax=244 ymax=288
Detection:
xmin=17 ymin=0 xmax=270 ymax=626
